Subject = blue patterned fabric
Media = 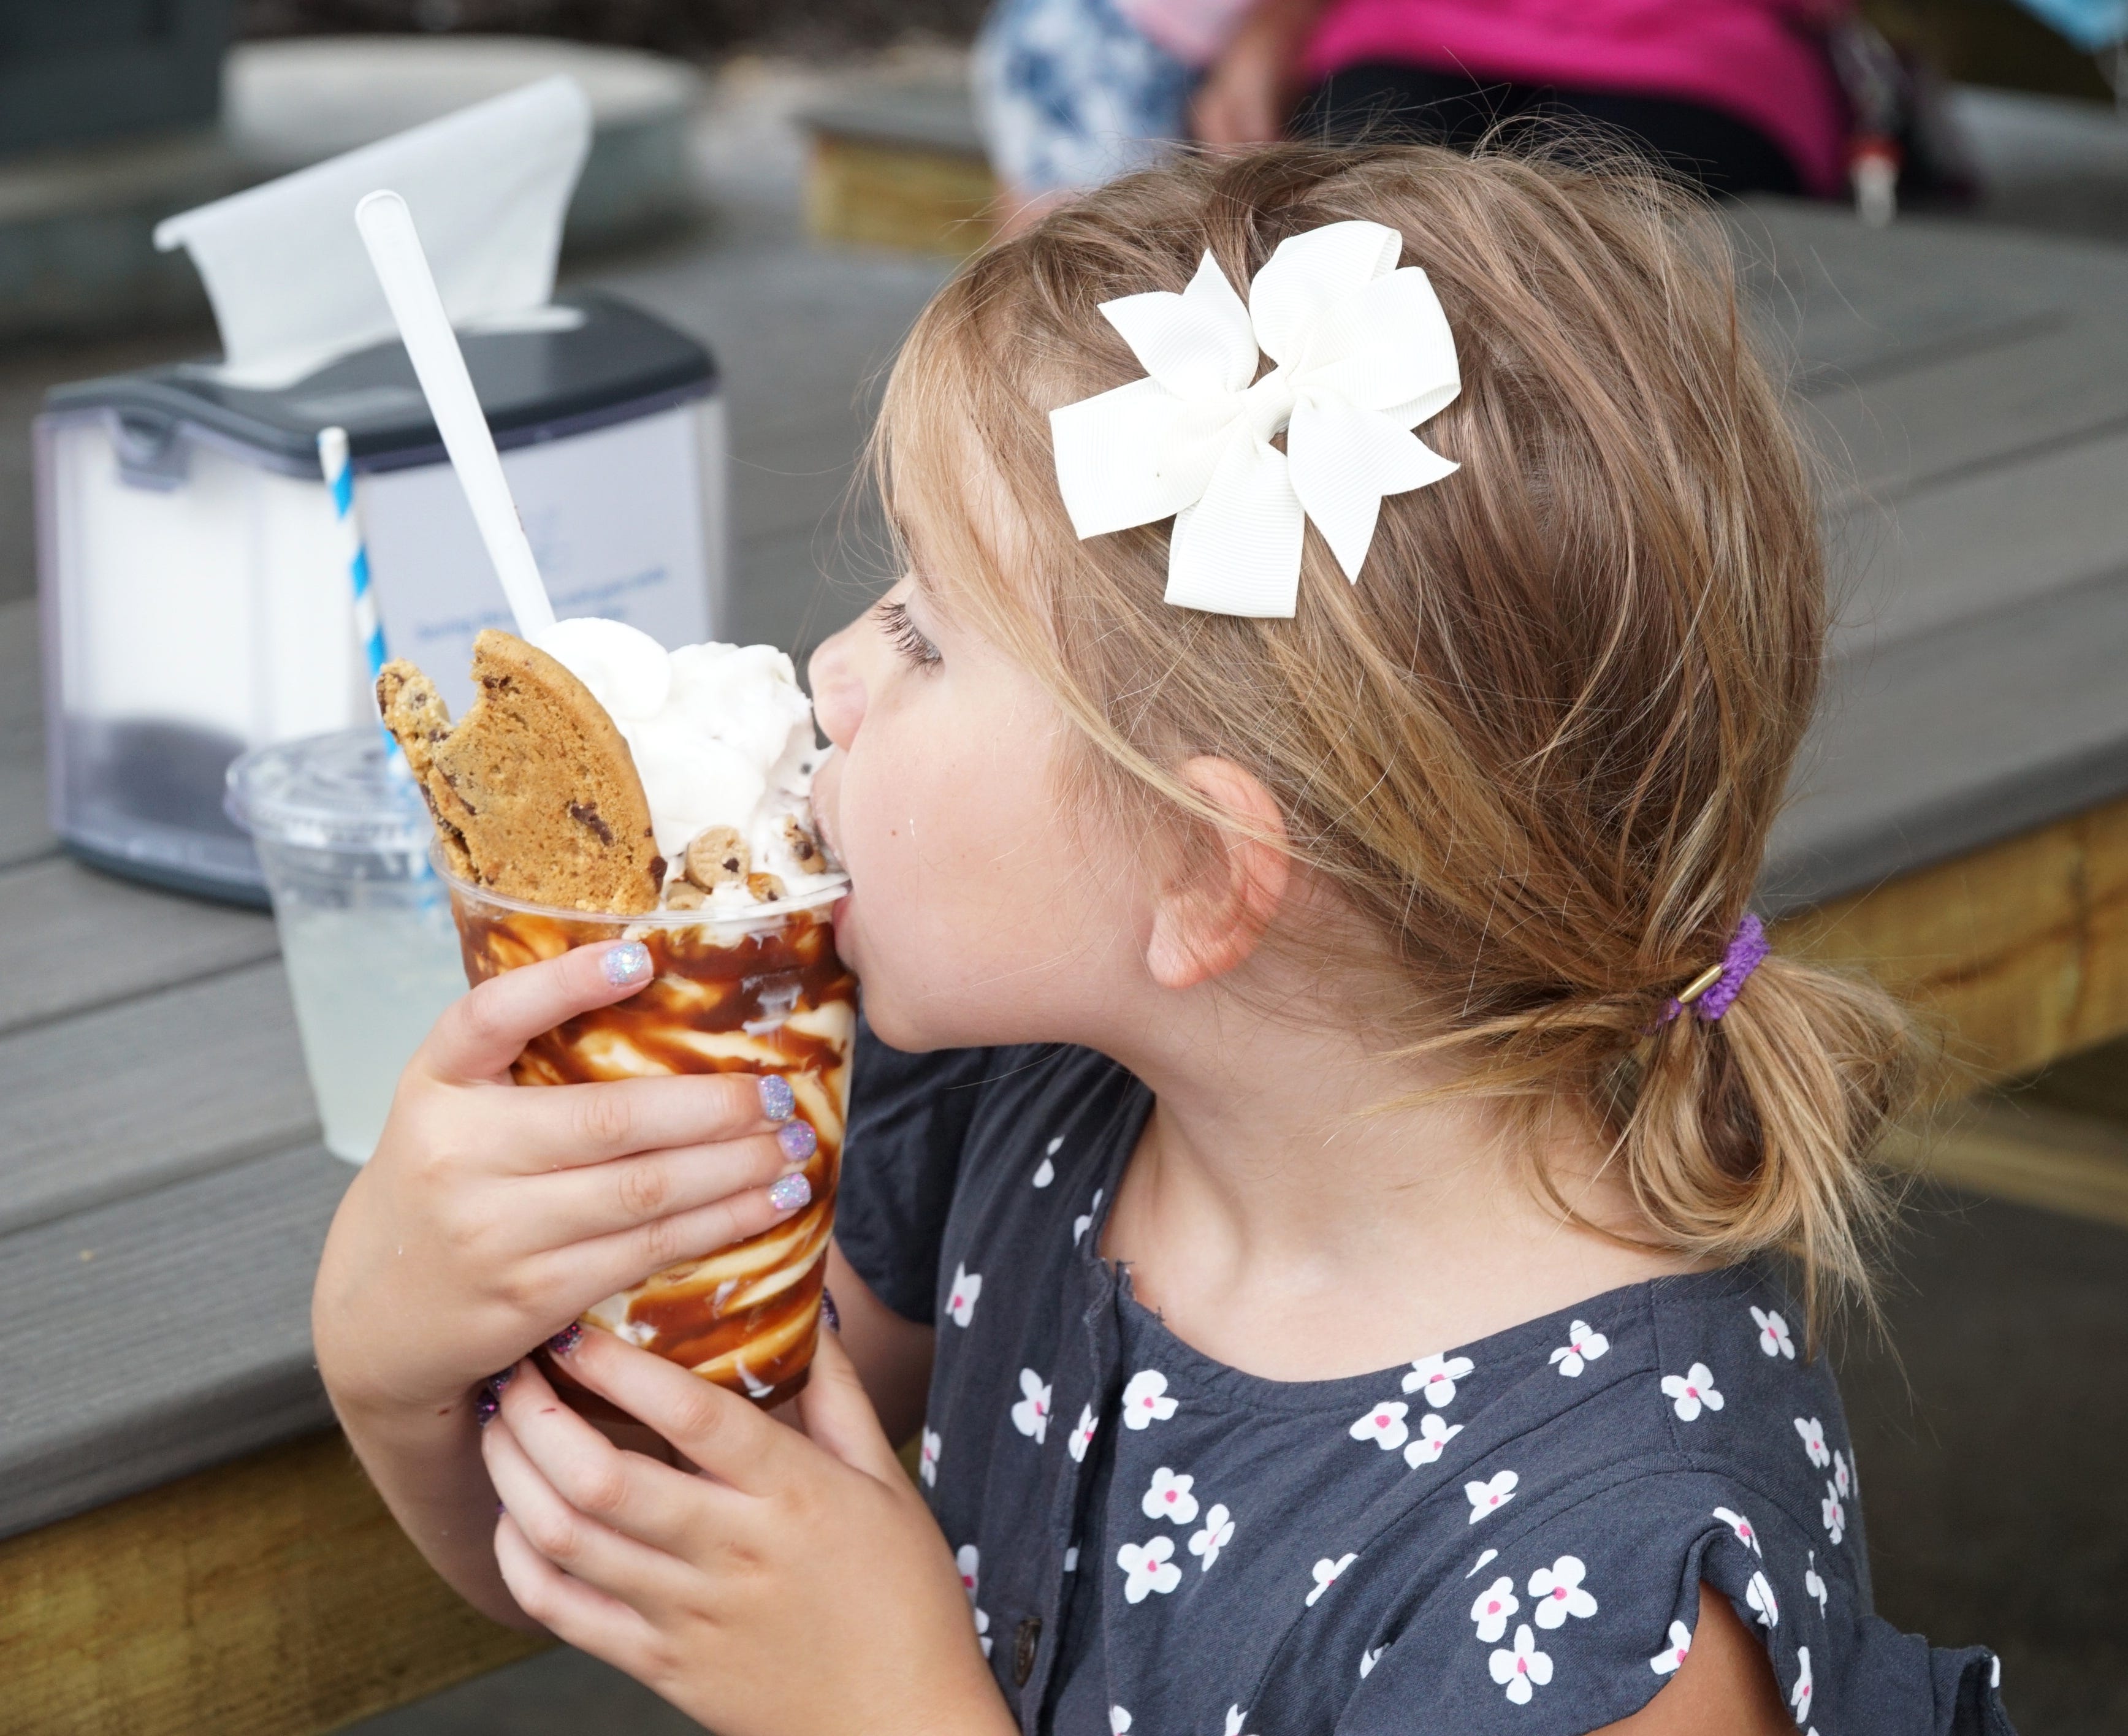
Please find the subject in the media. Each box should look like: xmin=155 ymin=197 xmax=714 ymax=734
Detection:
xmin=837 ymin=1019 xmax=2019 ymax=1735
xmin=972 ymin=0 xmax=1200 ymax=194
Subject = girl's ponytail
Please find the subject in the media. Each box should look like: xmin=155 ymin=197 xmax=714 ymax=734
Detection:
xmin=1618 ymin=950 xmax=1924 ymax=1331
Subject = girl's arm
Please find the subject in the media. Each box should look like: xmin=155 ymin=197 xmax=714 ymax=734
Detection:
xmin=1191 ymin=0 xmax=1334 ymax=148
xmin=313 ymin=940 xmax=811 ymax=1628
xmin=823 ymin=1242 xmax=935 ymax=1448
xmin=1600 ymin=1585 xmax=1793 ymax=1734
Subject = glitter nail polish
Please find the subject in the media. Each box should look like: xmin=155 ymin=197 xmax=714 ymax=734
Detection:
xmin=547 ymin=1322 xmax=585 ymax=1355
xmin=474 ymin=1388 xmax=500 ymax=1428
xmin=602 ymin=941 xmax=652 ymax=987
xmin=757 ymin=1074 xmax=796 ymax=1122
xmin=821 ymin=1287 xmax=841 ymax=1333
xmin=777 ymin=1119 xmax=817 ymax=1164
xmin=489 ymin=1363 xmax=517 ymax=1392
xmin=768 ymin=1171 xmax=812 ymax=1213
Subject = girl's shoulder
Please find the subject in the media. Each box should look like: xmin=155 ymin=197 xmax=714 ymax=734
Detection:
xmin=1275 ymin=1268 xmax=2012 ymax=1736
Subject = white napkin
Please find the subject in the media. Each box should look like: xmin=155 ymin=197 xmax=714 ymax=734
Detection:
xmin=154 ymin=75 xmax=592 ymax=389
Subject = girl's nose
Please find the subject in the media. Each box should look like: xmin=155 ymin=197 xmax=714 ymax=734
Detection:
xmin=808 ymin=624 xmax=868 ymax=749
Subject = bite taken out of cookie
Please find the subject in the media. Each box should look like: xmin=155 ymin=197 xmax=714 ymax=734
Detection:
xmin=376 ymin=630 xmax=666 ymax=914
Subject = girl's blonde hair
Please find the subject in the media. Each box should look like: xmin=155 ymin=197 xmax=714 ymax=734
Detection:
xmin=875 ymin=142 xmax=1918 ymax=1326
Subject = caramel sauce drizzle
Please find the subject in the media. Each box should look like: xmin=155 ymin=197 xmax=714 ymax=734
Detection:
xmin=452 ymin=896 xmax=858 ymax=1407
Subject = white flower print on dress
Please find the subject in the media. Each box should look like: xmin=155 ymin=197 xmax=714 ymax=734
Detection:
xmin=1033 ymin=1135 xmax=1061 ymax=1189
xmin=1661 ymin=1363 xmax=1724 ymax=1421
xmin=972 ymin=1605 xmax=991 ymax=1656
xmin=1064 ymin=1545 xmax=1080 ymax=1572
xmin=945 ymin=1263 xmax=981 ymax=1328
xmin=1073 ymin=1189 xmax=1104 ymax=1246
xmin=1224 ymin=1707 xmax=1256 ymax=1736
xmin=1189 ymin=1503 xmax=1235 ymax=1571
xmin=1794 ymin=1416 xmax=1831 ymax=1469
xmin=1404 ymin=1412 xmax=1462 ymax=1468
xmin=1307 ymin=1553 xmax=1357 ymax=1607
xmin=1713 ymin=1506 xmax=1763 ymax=1557
xmin=1360 ymin=1647 xmax=1383 ymax=1678
xmin=1752 ymin=1306 xmax=1796 ymax=1360
xmin=1527 ymin=1556 xmax=1597 ymax=1628
xmin=956 ymin=1544 xmax=979 ymax=1601
xmin=1121 ymin=1369 xmax=1178 ymax=1430
xmin=1650 ymin=1619 xmax=1693 ymax=1675
xmin=1349 ymin=1400 xmax=1409 ymax=1452
xmin=1804 ymin=1552 xmax=1829 ymax=1618
xmin=1790 ymin=1646 xmax=1814 ymax=1724
xmin=1465 ymin=1470 xmax=1519 ymax=1523
xmin=1010 ymin=1369 xmax=1051 ymax=1443
xmin=1489 ymin=1624 xmax=1553 ymax=1705
xmin=1470 ymin=1575 xmax=1519 ymax=1642
xmin=1116 ymin=1536 xmax=1181 ymax=1603
xmin=1821 ymin=1481 xmax=1846 ymax=1546
xmin=1068 ymin=1403 xmax=1099 ymax=1463
xmin=1402 ymin=1352 xmax=1474 ymax=1407
xmin=919 ymin=1427 xmax=941 ymax=1487
xmin=1549 ymin=1320 xmax=1611 ymax=1377
xmin=1745 ymin=1569 xmax=1780 ymax=1628
xmin=1110 ymin=1708 xmax=1131 ymax=1735
xmin=1142 ymin=1466 xmax=1200 ymax=1525
xmin=1832 ymin=1449 xmax=1850 ymax=1498
xmin=1465 ymin=1548 xmax=1499 ymax=1578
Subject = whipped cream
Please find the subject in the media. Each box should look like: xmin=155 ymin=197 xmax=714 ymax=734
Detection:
xmin=534 ymin=617 xmax=838 ymax=907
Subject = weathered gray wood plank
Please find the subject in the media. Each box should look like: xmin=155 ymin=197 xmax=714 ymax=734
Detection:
xmin=0 ymin=853 xmax=277 ymax=1039
xmin=1830 ymin=426 xmax=2128 ymax=655
xmin=1766 ymin=575 xmax=2128 ymax=911
xmin=0 ymin=1143 xmax=348 ymax=1540
xmin=1737 ymin=200 xmax=2128 ymax=387
xmin=1801 ymin=316 xmax=2128 ymax=505
xmin=0 ymin=595 xmax=51 ymax=870
xmin=0 ymin=960 xmax=317 ymax=1239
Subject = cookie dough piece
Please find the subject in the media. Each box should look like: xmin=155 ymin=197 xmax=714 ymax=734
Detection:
xmin=377 ymin=630 xmax=665 ymax=914
xmin=682 ymin=825 xmax=749 ymax=891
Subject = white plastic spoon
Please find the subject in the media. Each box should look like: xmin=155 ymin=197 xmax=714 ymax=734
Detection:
xmin=353 ymin=188 xmax=557 ymax=641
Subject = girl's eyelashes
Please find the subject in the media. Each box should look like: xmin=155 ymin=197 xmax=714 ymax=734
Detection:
xmin=877 ymin=598 xmax=941 ymax=669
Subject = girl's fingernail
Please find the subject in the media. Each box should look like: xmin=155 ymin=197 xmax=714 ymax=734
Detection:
xmin=603 ymin=942 xmax=652 ymax=987
xmin=757 ymin=1074 xmax=796 ymax=1122
xmin=489 ymin=1363 xmax=517 ymax=1392
xmin=495 ymin=1500 xmax=507 ymax=1517
xmin=821 ymin=1287 xmax=841 ymax=1333
xmin=777 ymin=1119 xmax=817 ymax=1164
xmin=547 ymin=1322 xmax=585 ymax=1355
xmin=474 ymin=1387 xmax=500 ymax=1428
xmin=768 ymin=1171 xmax=812 ymax=1213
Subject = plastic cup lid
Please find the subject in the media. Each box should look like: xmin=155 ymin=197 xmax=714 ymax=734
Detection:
xmin=224 ymin=728 xmax=436 ymax=853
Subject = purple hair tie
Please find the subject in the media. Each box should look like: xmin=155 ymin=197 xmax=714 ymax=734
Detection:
xmin=1660 ymin=912 xmax=1769 ymax=1024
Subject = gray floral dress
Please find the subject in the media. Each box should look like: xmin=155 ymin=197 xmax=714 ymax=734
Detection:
xmin=836 ymin=1022 xmax=2017 ymax=1735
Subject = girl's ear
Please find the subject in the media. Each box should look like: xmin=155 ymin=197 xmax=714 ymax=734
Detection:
xmin=1145 ymin=756 xmax=1292 ymax=991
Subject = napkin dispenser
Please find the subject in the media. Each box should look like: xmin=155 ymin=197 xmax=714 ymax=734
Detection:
xmin=36 ymin=290 xmax=727 ymax=904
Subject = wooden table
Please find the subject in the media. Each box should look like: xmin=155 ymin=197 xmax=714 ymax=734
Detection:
xmin=3 ymin=197 xmax=2126 ymax=1734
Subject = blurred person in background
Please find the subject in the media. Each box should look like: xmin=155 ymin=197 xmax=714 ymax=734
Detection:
xmin=1210 ymin=0 xmax=1852 ymax=197
xmin=977 ymin=0 xmax=1876 ymax=231
xmin=974 ymin=0 xmax=1259 ymax=232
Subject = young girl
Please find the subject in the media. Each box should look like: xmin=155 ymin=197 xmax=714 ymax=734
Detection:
xmin=314 ymin=145 xmax=2016 ymax=1735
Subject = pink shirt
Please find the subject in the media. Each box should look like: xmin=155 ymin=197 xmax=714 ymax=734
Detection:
xmin=1303 ymin=0 xmax=1851 ymax=197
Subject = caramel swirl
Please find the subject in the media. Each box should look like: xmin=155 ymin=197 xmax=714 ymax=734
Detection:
xmin=449 ymin=886 xmax=858 ymax=1407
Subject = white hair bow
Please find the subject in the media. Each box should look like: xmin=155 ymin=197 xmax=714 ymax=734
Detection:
xmin=1049 ymin=219 xmax=1461 ymax=620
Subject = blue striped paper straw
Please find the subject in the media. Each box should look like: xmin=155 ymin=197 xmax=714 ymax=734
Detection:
xmin=317 ymin=425 xmax=402 ymax=767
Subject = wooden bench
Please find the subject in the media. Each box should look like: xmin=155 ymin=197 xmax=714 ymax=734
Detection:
xmin=4 ymin=192 xmax=2127 ymax=1731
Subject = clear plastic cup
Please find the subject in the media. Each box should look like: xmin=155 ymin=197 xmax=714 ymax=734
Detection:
xmin=225 ymin=731 xmax=468 ymax=1164
xmin=437 ymin=858 xmax=856 ymax=1408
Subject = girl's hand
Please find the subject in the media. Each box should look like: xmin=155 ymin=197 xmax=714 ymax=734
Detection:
xmin=482 ymin=1327 xmax=1014 ymax=1736
xmin=314 ymin=938 xmax=809 ymax=1423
